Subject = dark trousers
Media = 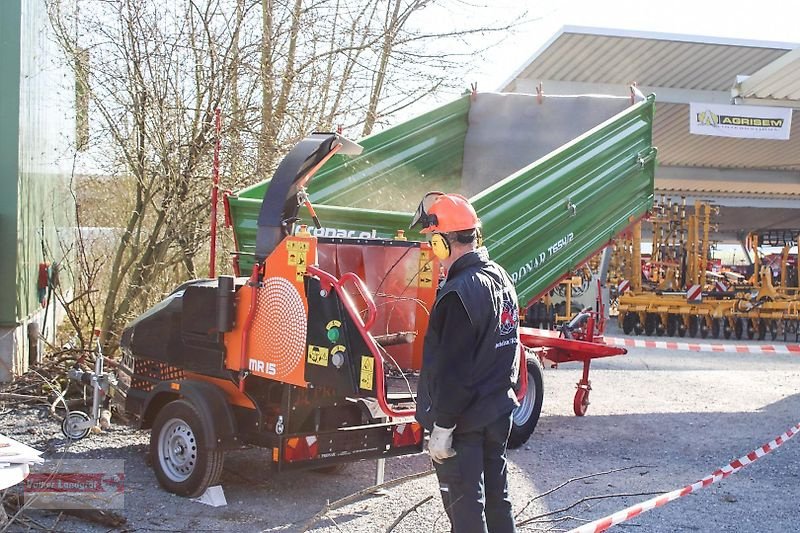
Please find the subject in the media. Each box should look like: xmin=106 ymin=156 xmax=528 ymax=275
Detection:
xmin=433 ymin=412 xmax=517 ymax=533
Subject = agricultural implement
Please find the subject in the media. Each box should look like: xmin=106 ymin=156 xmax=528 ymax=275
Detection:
xmin=615 ymin=198 xmax=800 ymax=341
xmin=116 ymin=90 xmax=656 ymax=497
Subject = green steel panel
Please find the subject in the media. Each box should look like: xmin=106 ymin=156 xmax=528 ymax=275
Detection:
xmin=235 ymin=95 xmax=470 ymax=211
xmin=228 ymin=95 xmax=656 ymax=306
xmin=0 ymin=0 xmax=76 ymax=325
xmin=0 ymin=0 xmax=21 ymax=326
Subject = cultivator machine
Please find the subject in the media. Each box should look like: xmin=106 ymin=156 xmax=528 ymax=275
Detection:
xmin=615 ymin=197 xmax=800 ymax=341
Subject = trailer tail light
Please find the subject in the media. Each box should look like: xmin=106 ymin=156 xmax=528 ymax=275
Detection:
xmin=392 ymin=422 xmax=422 ymax=447
xmin=284 ymin=436 xmax=319 ymax=462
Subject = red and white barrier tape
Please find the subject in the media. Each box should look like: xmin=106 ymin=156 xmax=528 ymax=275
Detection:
xmin=568 ymin=422 xmax=800 ymax=533
xmin=604 ymin=336 xmax=800 ymax=354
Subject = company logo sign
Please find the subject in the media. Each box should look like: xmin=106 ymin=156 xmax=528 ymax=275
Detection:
xmin=690 ymin=103 xmax=792 ymax=140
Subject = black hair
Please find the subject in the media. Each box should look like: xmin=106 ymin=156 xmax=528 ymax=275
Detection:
xmin=452 ymin=229 xmax=477 ymax=244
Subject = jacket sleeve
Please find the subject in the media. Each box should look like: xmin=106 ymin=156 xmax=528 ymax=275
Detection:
xmin=431 ymin=292 xmax=478 ymax=429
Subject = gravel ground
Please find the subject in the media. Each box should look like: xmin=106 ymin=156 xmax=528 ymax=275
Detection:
xmin=3 ymin=322 xmax=799 ymax=532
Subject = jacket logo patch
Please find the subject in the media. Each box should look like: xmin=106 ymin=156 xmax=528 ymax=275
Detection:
xmin=499 ymin=296 xmax=518 ymax=336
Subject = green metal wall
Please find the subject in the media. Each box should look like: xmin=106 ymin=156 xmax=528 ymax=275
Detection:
xmin=0 ymin=1 xmax=22 ymax=326
xmin=0 ymin=0 xmax=75 ymax=327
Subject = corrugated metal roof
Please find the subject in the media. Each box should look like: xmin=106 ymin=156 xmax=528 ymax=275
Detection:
xmin=655 ymin=178 xmax=800 ymax=197
xmin=654 ymin=103 xmax=800 ymax=170
xmin=504 ymin=26 xmax=793 ymax=92
xmin=733 ymin=47 xmax=800 ymax=103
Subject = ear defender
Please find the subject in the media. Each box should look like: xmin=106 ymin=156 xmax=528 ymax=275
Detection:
xmin=430 ymin=233 xmax=451 ymax=260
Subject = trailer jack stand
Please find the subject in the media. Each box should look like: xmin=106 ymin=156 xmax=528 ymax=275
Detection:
xmin=574 ymin=360 xmax=592 ymax=417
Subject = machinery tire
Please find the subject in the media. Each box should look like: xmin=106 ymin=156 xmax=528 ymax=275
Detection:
xmin=734 ymin=318 xmax=744 ymax=340
xmin=747 ymin=320 xmax=756 ymax=340
xmin=677 ymin=319 xmax=687 ymax=337
xmin=769 ymin=320 xmax=779 ymax=341
xmin=711 ymin=318 xmax=721 ymax=339
xmin=644 ymin=313 xmax=658 ymax=336
xmin=508 ymin=356 xmax=545 ymax=450
xmin=150 ymin=399 xmax=224 ymax=498
xmin=723 ymin=319 xmax=732 ymax=340
xmin=757 ymin=319 xmax=767 ymax=341
xmin=666 ymin=315 xmax=678 ymax=337
xmin=699 ymin=318 xmax=709 ymax=339
xmin=622 ymin=312 xmax=636 ymax=335
xmin=633 ymin=315 xmax=645 ymax=336
xmin=688 ymin=316 xmax=699 ymax=338
xmin=573 ymin=388 xmax=590 ymax=417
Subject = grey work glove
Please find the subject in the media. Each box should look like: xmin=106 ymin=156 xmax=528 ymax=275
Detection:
xmin=428 ymin=424 xmax=457 ymax=464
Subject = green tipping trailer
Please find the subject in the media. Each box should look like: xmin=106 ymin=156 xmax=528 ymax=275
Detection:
xmin=228 ymin=91 xmax=657 ymax=307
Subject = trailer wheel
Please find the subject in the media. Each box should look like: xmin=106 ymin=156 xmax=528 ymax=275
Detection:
xmin=723 ymin=319 xmax=732 ymax=340
xmin=150 ymin=400 xmax=224 ymax=498
xmin=677 ymin=319 xmax=687 ymax=337
xmin=734 ymin=318 xmax=744 ymax=340
xmin=508 ymin=355 xmax=544 ymax=450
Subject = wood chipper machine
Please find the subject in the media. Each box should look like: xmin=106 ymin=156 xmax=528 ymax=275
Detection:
xmin=116 ymin=90 xmax=657 ymax=498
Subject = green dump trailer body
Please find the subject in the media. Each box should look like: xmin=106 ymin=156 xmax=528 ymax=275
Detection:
xmin=228 ymin=92 xmax=656 ymax=306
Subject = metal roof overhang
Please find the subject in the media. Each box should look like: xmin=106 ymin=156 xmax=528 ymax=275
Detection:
xmin=501 ymin=26 xmax=800 ymax=242
xmin=732 ymin=47 xmax=800 ymax=107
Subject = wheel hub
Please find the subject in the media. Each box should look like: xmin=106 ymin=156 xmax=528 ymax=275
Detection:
xmin=159 ymin=418 xmax=197 ymax=482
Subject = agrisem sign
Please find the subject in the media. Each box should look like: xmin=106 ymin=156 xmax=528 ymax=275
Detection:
xmin=689 ymin=102 xmax=792 ymax=140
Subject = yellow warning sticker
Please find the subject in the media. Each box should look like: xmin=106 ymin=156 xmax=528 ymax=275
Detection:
xmin=418 ymin=251 xmax=433 ymax=288
xmin=286 ymin=240 xmax=310 ymax=252
xmin=359 ymin=356 xmax=374 ymax=390
xmin=307 ymin=345 xmax=329 ymax=367
xmin=287 ymin=240 xmax=310 ymax=269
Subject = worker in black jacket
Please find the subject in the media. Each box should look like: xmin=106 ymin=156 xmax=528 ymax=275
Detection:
xmin=410 ymin=192 xmax=520 ymax=533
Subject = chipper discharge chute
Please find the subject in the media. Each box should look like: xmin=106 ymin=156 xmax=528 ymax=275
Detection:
xmin=117 ymin=91 xmax=656 ymax=498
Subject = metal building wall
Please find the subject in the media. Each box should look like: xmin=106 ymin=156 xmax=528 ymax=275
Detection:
xmin=0 ymin=0 xmax=75 ymax=381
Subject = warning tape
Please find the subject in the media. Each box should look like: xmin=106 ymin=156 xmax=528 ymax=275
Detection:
xmin=568 ymin=422 xmax=800 ymax=533
xmin=604 ymin=336 xmax=800 ymax=354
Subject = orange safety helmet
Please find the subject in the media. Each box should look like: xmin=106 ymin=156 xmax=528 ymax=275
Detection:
xmin=410 ymin=192 xmax=480 ymax=234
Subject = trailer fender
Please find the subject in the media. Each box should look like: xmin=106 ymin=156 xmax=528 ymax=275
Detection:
xmin=140 ymin=380 xmax=238 ymax=450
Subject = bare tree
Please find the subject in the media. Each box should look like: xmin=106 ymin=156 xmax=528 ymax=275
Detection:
xmin=46 ymin=0 xmax=527 ymax=348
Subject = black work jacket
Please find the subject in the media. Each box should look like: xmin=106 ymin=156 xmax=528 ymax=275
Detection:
xmin=415 ymin=247 xmax=520 ymax=433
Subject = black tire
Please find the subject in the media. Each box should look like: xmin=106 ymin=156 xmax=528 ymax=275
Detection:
xmin=677 ymin=318 xmax=687 ymax=337
xmin=688 ymin=316 xmax=699 ymax=338
xmin=747 ymin=320 xmax=756 ymax=340
xmin=711 ymin=318 xmax=721 ymax=339
xmin=508 ymin=356 xmax=545 ymax=449
xmin=754 ymin=319 xmax=765 ymax=341
xmin=723 ymin=319 xmax=732 ymax=340
xmin=734 ymin=318 xmax=744 ymax=340
xmin=622 ymin=312 xmax=636 ymax=335
xmin=666 ymin=314 xmax=678 ymax=337
xmin=769 ymin=320 xmax=778 ymax=341
xmin=150 ymin=400 xmax=224 ymax=498
xmin=644 ymin=313 xmax=658 ymax=336
xmin=699 ymin=318 xmax=709 ymax=339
